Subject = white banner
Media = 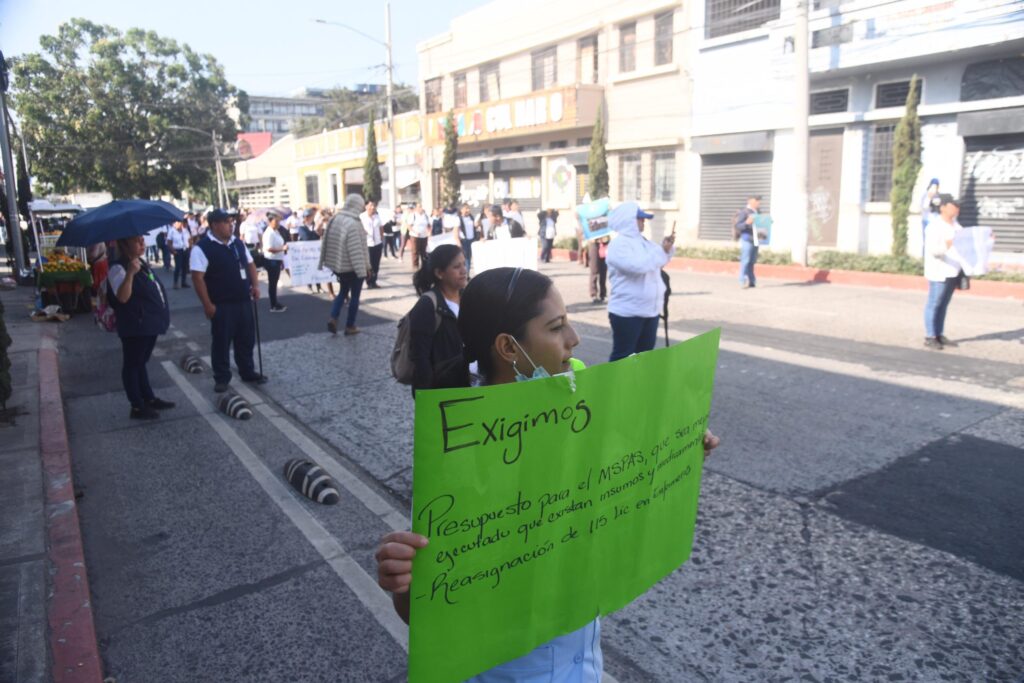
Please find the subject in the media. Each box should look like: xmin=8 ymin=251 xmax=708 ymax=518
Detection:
xmin=427 ymin=232 xmax=459 ymax=254
xmin=950 ymin=226 xmax=996 ymax=276
xmin=470 ymin=237 xmax=538 ymax=275
xmin=285 ymin=241 xmax=335 ymax=286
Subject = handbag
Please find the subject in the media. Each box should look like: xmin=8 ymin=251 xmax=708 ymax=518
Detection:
xmin=957 ymin=272 xmax=970 ymax=291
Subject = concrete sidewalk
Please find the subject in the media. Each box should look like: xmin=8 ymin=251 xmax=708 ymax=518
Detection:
xmin=0 ymin=282 xmax=102 ymax=683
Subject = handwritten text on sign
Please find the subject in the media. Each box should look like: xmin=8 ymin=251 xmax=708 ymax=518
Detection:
xmin=409 ymin=330 xmax=721 ymax=683
xmin=285 ymin=241 xmax=335 ymax=287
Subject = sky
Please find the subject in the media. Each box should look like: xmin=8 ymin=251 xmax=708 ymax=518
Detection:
xmin=0 ymin=0 xmax=487 ymax=95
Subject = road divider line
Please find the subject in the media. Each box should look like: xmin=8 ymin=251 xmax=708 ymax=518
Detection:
xmin=186 ymin=341 xmax=200 ymax=351
xmin=160 ymin=360 xmax=410 ymax=651
xmin=580 ymin=333 xmax=1024 ymax=410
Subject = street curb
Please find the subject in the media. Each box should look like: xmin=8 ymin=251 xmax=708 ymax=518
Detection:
xmin=549 ymin=249 xmax=1024 ymax=301
xmin=38 ymin=329 xmax=104 ymax=683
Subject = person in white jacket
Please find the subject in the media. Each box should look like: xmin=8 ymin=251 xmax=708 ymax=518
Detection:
xmin=922 ymin=194 xmax=963 ymax=350
xmin=605 ymin=202 xmax=675 ymax=361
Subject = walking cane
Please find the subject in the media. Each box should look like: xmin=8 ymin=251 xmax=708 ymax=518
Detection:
xmin=252 ymin=297 xmax=264 ymax=378
xmin=661 ymin=221 xmax=676 ymax=348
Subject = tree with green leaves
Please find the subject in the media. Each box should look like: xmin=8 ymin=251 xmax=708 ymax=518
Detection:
xmin=9 ymin=18 xmax=247 ymax=202
xmin=889 ymin=75 xmax=922 ymax=257
xmin=587 ymin=107 xmax=609 ymax=199
xmin=363 ymin=111 xmax=382 ymax=204
xmin=441 ymin=111 xmax=461 ymax=209
xmin=0 ymin=296 xmax=11 ymax=411
xmin=291 ymin=84 xmax=419 ymax=138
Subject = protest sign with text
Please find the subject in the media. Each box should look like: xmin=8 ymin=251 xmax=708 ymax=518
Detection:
xmin=284 ymin=241 xmax=335 ymax=286
xmin=470 ymin=237 xmax=538 ymax=275
xmin=409 ymin=330 xmax=721 ymax=682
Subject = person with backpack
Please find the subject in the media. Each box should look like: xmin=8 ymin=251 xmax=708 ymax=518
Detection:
xmin=106 ymin=235 xmax=174 ymax=420
xmin=403 ymin=244 xmax=468 ymax=395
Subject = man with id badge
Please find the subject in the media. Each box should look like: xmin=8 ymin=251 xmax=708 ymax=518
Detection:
xmin=190 ymin=209 xmax=267 ymax=393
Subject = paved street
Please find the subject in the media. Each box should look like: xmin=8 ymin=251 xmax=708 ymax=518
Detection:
xmin=54 ymin=257 xmax=1024 ymax=682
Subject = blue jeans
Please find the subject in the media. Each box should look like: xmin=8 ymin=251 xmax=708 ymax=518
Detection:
xmin=462 ymin=240 xmax=473 ymax=273
xmin=330 ymin=272 xmax=364 ymax=328
xmin=540 ymin=237 xmax=554 ymax=263
xmin=608 ymin=313 xmax=660 ymax=362
xmin=924 ymin=277 xmax=957 ymax=338
xmin=211 ymin=300 xmax=257 ymax=384
xmin=739 ymin=239 xmax=758 ymax=286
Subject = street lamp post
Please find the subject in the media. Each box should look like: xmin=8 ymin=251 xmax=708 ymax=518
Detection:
xmin=315 ymin=10 xmax=398 ymax=212
xmin=168 ymin=125 xmax=227 ymax=207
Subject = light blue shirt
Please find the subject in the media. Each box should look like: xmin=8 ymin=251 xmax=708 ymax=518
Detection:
xmin=466 ymin=619 xmax=602 ymax=682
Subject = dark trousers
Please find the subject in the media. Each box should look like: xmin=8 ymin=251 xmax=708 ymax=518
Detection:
xmin=541 ymin=237 xmax=554 ymax=263
xmin=415 ymin=237 xmax=428 ymax=268
xmin=173 ymin=251 xmax=188 ymax=286
xmin=383 ymin=234 xmax=398 ymax=258
xmin=120 ymin=335 xmax=158 ymax=408
xmin=265 ymin=260 xmax=282 ymax=307
xmin=608 ymin=313 xmax=660 ymax=362
xmin=160 ymin=243 xmax=171 ymax=270
xmin=462 ymin=240 xmax=474 ymax=274
xmin=211 ymin=300 xmax=256 ymax=384
xmin=368 ymin=244 xmax=384 ymax=286
xmin=588 ymin=243 xmax=607 ymax=299
xmin=330 ymin=272 xmax=364 ymax=328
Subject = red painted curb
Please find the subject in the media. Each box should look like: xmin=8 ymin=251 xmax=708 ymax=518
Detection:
xmin=38 ymin=332 xmax=104 ymax=683
xmin=548 ymin=249 xmax=1024 ymax=301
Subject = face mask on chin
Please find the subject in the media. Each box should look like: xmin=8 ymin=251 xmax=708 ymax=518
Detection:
xmin=510 ymin=336 xmax=576 ymax=392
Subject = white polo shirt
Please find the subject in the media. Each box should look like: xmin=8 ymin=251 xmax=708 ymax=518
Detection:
xmin=361 ymin=211 xmax=383 ymax=247
xmin=189 ymin=233 xmax=254 ymax=273
xmin=167 ymin=228 xmax=190 ymax=251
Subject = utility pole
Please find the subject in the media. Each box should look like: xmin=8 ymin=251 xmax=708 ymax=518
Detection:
xmin=385 ymin=1 xmax=398 ymax=212
xmin=212 ymin=130 xmax=227 ymax=207
xmin=0 ymin=53 xmax=27 ymax=277
xmin=791 ymin=0 xmax=810 ymax=266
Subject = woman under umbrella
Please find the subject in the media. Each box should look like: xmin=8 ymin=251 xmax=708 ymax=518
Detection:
xmin=107 ymin=235 xmax=175 ymax=419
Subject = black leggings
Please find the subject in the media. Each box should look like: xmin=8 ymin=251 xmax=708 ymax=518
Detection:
xmin=265 ymin=260 xmax=282 ymax=307
xmin=121 ymin=335 xmax=157 ymax=408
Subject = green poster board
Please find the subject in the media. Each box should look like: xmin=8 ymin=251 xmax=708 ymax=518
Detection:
xmin=409 ymin=329 xmax=721 ymax=682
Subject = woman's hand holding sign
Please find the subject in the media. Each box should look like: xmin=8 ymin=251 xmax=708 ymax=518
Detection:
xmin=376 ymin=531 xmax=429 ymax=624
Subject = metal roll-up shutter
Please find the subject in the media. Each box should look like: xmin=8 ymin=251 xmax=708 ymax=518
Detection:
xmin=698 ymin=153 xmax=773 ymax=240
xmin=503 ymin=170 xmax=542 ymax=212
xmin=460 ymin=174 xmax=491 ymax=210
xmin=961 ymin=134 xmax=1024 ymax=252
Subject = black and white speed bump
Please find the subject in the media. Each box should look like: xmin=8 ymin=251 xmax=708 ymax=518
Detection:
xmin=283 ymin=459 xmax=341 ymax=505
xmin=180 ymin=355 xmax=204 ymax=374
xmin=217 ymin=393 xmax=253 ymax=420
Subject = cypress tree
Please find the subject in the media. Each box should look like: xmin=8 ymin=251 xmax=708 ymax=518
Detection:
xmin=441 ymin=111 xmax=461 ymax=209
xmin=363 ymin=111 xmax=382 ymax=204
xmin=889 ymin=75 xmax=922 ymax=257
xmin=587 ymin=106 xmax=609 ymax=199
xmin=0 ymin=297 xmax=12 ymax=411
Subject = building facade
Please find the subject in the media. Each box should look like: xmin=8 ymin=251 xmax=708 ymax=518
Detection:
xmin=245 ymin=89 xmax=328 ymax=140
xmin=417 ymin=0 xmax=692 ymax=238
xmin=231 ymin=112 xmax=424 ymax=209
xmin=687 ymin=0 xmax=1024 ymax=260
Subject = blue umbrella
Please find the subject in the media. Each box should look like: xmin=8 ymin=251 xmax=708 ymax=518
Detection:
xmin=57 ymin=199 xmax=186 ymax=247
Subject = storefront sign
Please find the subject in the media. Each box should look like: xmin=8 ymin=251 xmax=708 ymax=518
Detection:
xmin=547 ymin=157 xmax=577 ymax=209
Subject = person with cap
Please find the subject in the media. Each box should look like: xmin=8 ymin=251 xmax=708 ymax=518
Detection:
xmin=734 ymin=195 xmax=767 ymax=289
xmin=262 ymin=211 xmax=288 ymax=313
xmin=361 ymin=200 xmax=385 ymax=289
xmin=319 ymin=194 xmax=371 ymax=336
xmin=923 ymin=194 xmax=965 ymax=350
xmin=190 ymin=209 xmax=266 ymax=392
xmin=605 ymin=203 xmax=675 ymax=362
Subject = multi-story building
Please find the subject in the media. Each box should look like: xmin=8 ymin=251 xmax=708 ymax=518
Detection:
xmin=417 ymin=0 xmax=691 ymax=238
xmin=245 ymin=89 xmax=328 ymax=140
xmin=231 ymin=111 xmax=424 ymax=209
xmin=688 ymin=0 xmax=1024 ymax=260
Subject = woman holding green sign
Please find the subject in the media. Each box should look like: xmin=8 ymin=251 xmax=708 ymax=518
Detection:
xmin=377 ymin=268 xmax=720 ymax=681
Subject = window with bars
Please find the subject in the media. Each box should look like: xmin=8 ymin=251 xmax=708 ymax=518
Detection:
xmin=652 ymin=152 xmax=676 ymax=202
xmin=305 ymin=175 xmax=320 ymax=204
xmin=814 ymin=0 xmax=851 ymax=8
xmin=868 ymin=124 xmax=895 ymax=202
xmin=425 ymin=77 xmax=442 ymax=114
xmin=810 ymin=89 xmax=849 ymax=114
xmin=619 ymin=153 xmax=642 ymax=201
xmin=479 ymin=62 xmax=500 ymax=103
xmin=532 ymin=47 xmax=558 ymax=91
xmin=705 ymin=0 xmax=781 ymax=39
xmin=619 ymin=23 xmax=636 ymax=73
xmin=655 ymin=11 xmax=674 ymax=65
xmin=454 ymin=73 xmax=467 ymax=109
xmin=812 ymin=23 xmax=853 ymax=48
xmin=875 ymin=80 xmax=921 ymax=108
xmin=578 ymin=35 xmax=598 ymax=84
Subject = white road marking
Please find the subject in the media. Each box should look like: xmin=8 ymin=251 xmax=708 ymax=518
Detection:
xmin=171 ymin=329 xmax=186 ymax=339
xmin=161 ymin=360 xmax=410 ymax=650
xmin=186 ymin=341 xmax=200 ymax=351
xmin=153 ymin=347 xmax=166 ymax=358
xmin=579 ymin=334 xmax=1024 ymax=410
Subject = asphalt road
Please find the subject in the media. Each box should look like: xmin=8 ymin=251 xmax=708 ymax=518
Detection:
xmin=60 ymin=257 xmax=1024 ymax=682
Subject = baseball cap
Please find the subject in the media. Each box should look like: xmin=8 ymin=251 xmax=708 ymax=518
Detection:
xmin=636 ymin=208 xmax=654 ymax=220
xmin=303 ymin=208 xmax=315 ymax=217
xmin=207 ymin=208 xmax=232 ymax=223
xmin=938 ymin=194 xmax=960 ymax=207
